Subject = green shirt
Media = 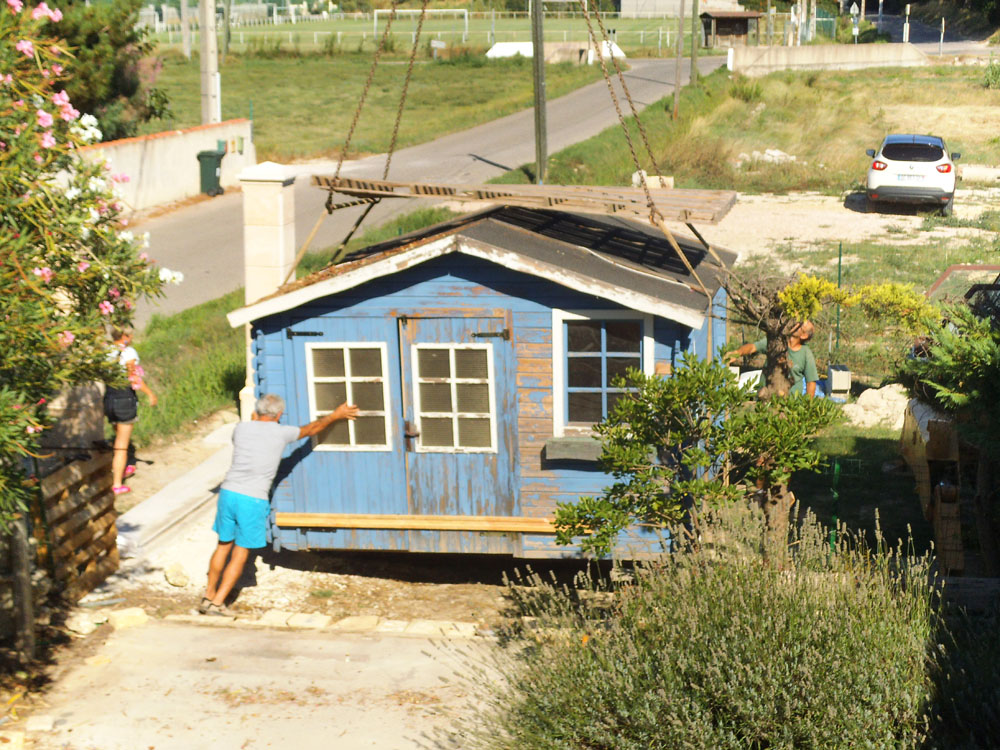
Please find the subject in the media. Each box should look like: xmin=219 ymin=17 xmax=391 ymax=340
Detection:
xmin=753 ymin=339 xmax=819 ymax=394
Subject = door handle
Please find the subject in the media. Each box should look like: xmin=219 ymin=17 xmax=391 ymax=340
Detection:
xmin=404 ymin=421 xmax=420 ymax=438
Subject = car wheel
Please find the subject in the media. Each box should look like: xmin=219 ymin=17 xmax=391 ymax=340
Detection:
xmin=941 ymin=195 xmax=954 ymax=217
xmin=863 ymin=196 xmax=874 ymax=214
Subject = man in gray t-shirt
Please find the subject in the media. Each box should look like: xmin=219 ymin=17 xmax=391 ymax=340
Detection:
xmin=200 ymin=393 xmax=358 ymax=617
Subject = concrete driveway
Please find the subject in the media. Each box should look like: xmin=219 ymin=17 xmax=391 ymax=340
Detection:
xmin=30 ymin=621 xmax=482 ymax=750
xmin=135 ymin=55 xmax=725 ymax=327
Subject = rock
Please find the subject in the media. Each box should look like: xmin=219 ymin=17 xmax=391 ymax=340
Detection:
xmin=842 ymin=384 xmax=909 ymax=430
xmin=164 ymin=563 xmax=190 ymax=588
xmin=258 ymin=609 xmax=295 ymax=627
xmin=108 ymin=607 xmax=149 ymax=630
xmin=65 ymin=613 xmax=98 ymax=636
xmin=286 ymin=613 xmax=332 ymax=629
xmin=631 ymin=170 xmax=674 ymax=189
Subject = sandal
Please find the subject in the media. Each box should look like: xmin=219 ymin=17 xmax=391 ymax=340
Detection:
xmin=112 ymin=485 xmax=131 ymax=495
xmin=124 ymin=465 xmax=136 ymax=478
xmin=197 ymin=597 xmax=212 ymax=615
xmin=203 ymin=602 xmax=236 ymax=619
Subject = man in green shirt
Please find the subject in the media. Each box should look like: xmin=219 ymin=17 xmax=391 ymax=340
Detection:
xmin=726 ymin=321 xmax=822 ymax=397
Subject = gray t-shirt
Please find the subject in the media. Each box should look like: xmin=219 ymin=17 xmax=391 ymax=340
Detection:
xmin=221 ymin=421 xmax=302 ymax=500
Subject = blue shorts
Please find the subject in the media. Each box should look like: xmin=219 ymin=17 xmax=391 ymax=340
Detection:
xmin=212 ymin=489 xmax=269 ymax=549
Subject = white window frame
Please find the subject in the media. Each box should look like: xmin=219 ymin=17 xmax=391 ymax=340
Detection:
xmin=411 ymin=343 xmax=498 ymax=454
xmin=305 ymin=342 xmax=392 ymax=452
xmin=551 ymin=309 xmax=654 ymax=437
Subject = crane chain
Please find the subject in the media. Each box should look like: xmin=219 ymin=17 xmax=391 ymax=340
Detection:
xmin=383 ymin=0 xmax=430 ymax=180
xmin=333 ymin=0 xmax=402 ymax=181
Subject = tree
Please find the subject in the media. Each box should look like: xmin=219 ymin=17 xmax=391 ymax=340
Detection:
xmin=1 ymin=1 xmax=172 ymax=524
xmin=554 ymin=354 xmax=842 ymax=557
xmin=724 ymin=270 xmax=936 ymax=398
xmin=45 ymin=0 xmax=169 ymax=141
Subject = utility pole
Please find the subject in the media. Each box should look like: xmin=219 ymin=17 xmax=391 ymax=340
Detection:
xmin=530 ymin=0 xmax=547 ymax=183
xmin=673 ymin=0 xmax=684 ymax=121
xmin=199 ymin=0 xmax=220 ymax=124
xmin=181 ymin=0 xmax=191 ymax=59
xmin=689 ymin=0 xmax=699 ymax=85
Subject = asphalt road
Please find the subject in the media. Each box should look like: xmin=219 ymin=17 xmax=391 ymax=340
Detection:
xmin=134 ymin=55 xmax=725 ymax=327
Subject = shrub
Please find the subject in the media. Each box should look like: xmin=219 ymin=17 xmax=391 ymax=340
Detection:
xmin=452 ymin=508 xmax=939 ymax=749
xmin=983 ymin=61 xmax=1000 ymax=89
xmin=730 ymin=74 xmax=762 ymax=103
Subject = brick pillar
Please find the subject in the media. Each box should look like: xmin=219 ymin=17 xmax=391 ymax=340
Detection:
xmin=237 ymin=161 xmax=296 ymax=420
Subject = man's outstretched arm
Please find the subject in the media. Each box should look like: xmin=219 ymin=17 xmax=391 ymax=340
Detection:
xmin=298 ymin=402 xmax=360 ymax=440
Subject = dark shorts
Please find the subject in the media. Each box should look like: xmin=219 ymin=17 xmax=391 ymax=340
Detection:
xmin=104 ymin=387 xmax=138 ymax=424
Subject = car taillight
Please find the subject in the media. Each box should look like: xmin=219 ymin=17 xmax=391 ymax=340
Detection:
xmin=871 ymin=161 xmax=887 ymax=171
xmin=937 ymin=163 xmax=952 ymax=173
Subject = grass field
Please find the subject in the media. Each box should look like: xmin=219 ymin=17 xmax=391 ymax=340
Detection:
xmin=143 ymin=51 xmax=603 ymax=161
xmin=497 ymin=64 xmax=1000 ymax=194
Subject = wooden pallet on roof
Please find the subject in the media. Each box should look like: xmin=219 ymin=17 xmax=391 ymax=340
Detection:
xmin=312 ymin=176 xmax=737 ymax=225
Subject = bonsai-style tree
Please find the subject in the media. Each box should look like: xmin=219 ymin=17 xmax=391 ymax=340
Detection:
xmin=554 ymin=354 xmax=842 ymax=557
xmin=1 ymin=2 xmax=172 ymax=523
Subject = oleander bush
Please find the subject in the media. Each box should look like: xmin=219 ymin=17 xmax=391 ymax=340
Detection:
xmin=451 ymin=507 xmax=941 ymax=749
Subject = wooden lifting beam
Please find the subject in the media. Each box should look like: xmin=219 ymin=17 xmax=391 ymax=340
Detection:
xmin=275 ymin=512 xmax=557 ymax=534
xmin=312 ymin=175 xmax=737 ymax=226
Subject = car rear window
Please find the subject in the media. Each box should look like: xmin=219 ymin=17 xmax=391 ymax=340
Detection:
xmin=881 ymin=144 xmax=944 ymax=162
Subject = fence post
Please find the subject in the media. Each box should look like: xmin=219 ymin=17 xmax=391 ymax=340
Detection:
xmin=13 ymin=515 xmax=35 ymax=661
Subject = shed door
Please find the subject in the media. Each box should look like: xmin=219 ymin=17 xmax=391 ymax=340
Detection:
xmin=398 ymin=316 xmax=518 ymax=549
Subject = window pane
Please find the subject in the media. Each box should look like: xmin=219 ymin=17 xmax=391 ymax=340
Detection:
xmin=418 ymin=349 xmax=451 ymax=379
xmin=354 ymin=416 xmax=386 ymax=445
xmin=568 ymin=392 xmax=603 ymax=423
xmin=456 ymin=383 xmax=490 ymax=413
xmin=454 ymin=348 xmax=488 ymax=379
xmin=567 ymin=321 xmax=601 ymax=353
xmin=315 ymin=382 xmax=347 ymax=411
xmin=421 ymin=417 xmax=454 ymax=447
xmin=458 ymin=418 xmax=492 ymax=448
xmin=420 ymin=383 xmax=452 ymax=413
xmin=606 ymin=321 xmax=641 ymax=353
xmin=352 ymin=382 xmax=384 ymax=411
xmin=350 ymin=348 xmax=382 ymax=377
xmin=607 ymin=357 xmax=641 ymax=384
xmin=312 ymin=348 xmax=345 ymax=378
xmin=607 ymin=392 xmax=630 ymax=414
xmin=567 ymin=357 xmax=601 ymax=387
xmin=317 ymin=419 xmax=350 ymax=446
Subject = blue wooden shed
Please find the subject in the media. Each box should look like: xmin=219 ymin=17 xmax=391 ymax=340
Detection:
xmin=227 ymin=206 xmax=736 ymax=558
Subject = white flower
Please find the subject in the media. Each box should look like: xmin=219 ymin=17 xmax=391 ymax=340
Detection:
xmin=80 ymin=113 xmax=98 ymax=128
xmin=65 ymin=186 xmax=81 ymax=200
xmin=87 ymin=176 xmax=105 ymax=192
xmin=81 ymin=227 xmax=91 ymax=239
xmin=87 ymin=207 xmax=99 ymax=223
xmin=159 ymin=267 xmax=184 ymax=285
xmin=171 ymin=270 xmax=184 ymax=284
xmin=141 ymin=232 xmax=150 ymax=248
xmin=118 ymin=230 xmax=134 ymax=243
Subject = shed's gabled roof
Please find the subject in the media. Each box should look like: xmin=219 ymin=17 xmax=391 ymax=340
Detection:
xmin=227 ymin=206 xmax=737 ymax=330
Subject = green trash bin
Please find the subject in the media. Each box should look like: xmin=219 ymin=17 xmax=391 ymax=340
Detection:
xmin=197 ymin=143 xmax=226 ymax=196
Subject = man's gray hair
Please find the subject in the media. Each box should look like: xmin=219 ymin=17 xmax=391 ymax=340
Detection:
xmin=255 ymin=393 xmax=285 ymax=418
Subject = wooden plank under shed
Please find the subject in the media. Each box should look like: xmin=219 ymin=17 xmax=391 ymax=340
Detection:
xmin=276 ymin=512 xmax=557 ymax=534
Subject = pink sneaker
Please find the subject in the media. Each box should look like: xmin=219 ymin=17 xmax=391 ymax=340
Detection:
xmin=124 ymin=465 xmax=136 ymax=478
xmin=112 ymin=485 xmax=131 ymax=496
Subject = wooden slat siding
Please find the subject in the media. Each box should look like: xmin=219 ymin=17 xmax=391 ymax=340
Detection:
xmin=276 ymin=512 xmax=555 ymax=533
xmin=39 ymin=451 xmax=119 ymax=600
xmin=51 ymin=490 xmax=114 ymax=542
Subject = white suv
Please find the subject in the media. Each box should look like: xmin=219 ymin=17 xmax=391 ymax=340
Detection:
xmin=865 ymin=134 xmax=960 ymax=216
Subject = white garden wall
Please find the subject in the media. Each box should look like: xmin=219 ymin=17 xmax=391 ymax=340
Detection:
xmin=79 ymin=119 xmax=257 ymax=213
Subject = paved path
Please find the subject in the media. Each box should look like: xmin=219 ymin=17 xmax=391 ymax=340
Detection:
xmin=135 ymin=55 xmax=725 ymax=327
xmin=29 ymin=621 xmax=481 ymax=750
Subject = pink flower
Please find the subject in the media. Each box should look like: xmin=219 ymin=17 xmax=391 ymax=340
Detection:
xmin=32 ymin=266 xmax=54 ymax=283
xmin=57 ymin=330 xmax=75 ymax=346
xmin=51 ymin=64 xmax=62 ymax=74
xmin=52 ymin=90 xmax=69 ymax=106
xmin=76 ymin=260 xmax=90 ymax=272
xmin=138 ymin=252 xmax=148 ymax=261
xmin=48 ymin=6 xmax=60 ymax=20
xmin=98 ymin=300 xmax=114 ymax=315
xmin=1 ymin=74 xmax=11 ymax=84
xmin=15 ymin=39 xmax=33 ymax=56
xmin=50 ymin=46 xmax=60 ymax=55
xmin=40 ymin=131 xmax=56 ymax=148
xmin=26 ymin=426 xmax=40 ymax=434
xmin=36 ymin=109 xmax=53 ymax=128
xmin=59 ymin=105 xmax=79 ymax=122
xmin=33 ymin=153 xmax=42 ymax=163
xmin=108 ymin=287 xmax=120 ymax=299
xmin=7 ymin=0 xmax=23 ymax=13
xmin=36 ymin=398 xmax=45 ymax=405
xmin=0 ymin=142 xmax=6 ymax=150
xmin=123 ymin=299 xmax=134 ymax=310
xmin=13 ymin=100 xmax=24 ymax=109
xmin=111 ymin=173 xmax=130 ymax=183
xmin=31 ymin=2 xmax=49 ymax=18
